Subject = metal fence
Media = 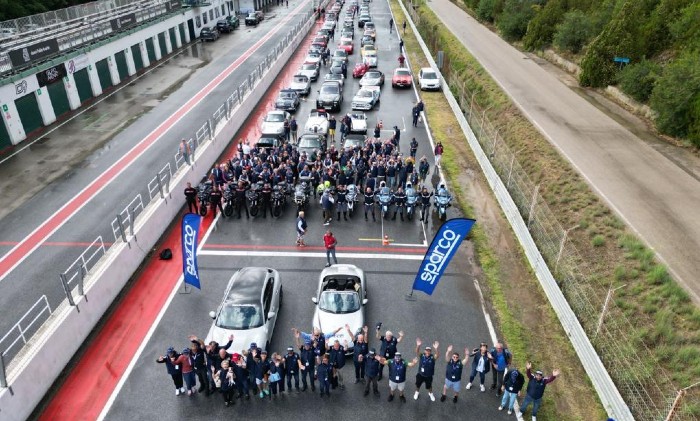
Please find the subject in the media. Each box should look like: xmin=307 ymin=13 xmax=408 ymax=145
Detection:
xmin=402 ymin=1 xmax=699 ymax=419
xmin=0 ymin=9 xmax=314 ymax=386
xmin=0 ymin=0 xmax=174 ymax=75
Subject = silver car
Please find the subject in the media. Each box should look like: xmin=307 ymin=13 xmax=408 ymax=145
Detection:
xmin=261 ymin=110 xmax=291 ymax=136
xmin=206 ymin=267 xmax=283 ymax=353
xmin=311 ymin=264 xmax=368 ymax=354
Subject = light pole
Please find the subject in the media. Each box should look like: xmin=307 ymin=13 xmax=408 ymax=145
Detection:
xmin=554 ymin=224 xmax=579 ymax=274
xmin=594 ymin=283 xmax=626 ymax=339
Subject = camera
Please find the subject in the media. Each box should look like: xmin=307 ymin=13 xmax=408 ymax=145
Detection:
xmin=376 ymin=322 xmax=382 ymax=331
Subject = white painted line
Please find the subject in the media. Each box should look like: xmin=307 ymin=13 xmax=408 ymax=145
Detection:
xmin=388 ymin=242 xmax=426 ymax=248
xmin=472 ymin=278 xmax=498 ymax=344
xmin=198 ymin=250 xmax=424 ymax=260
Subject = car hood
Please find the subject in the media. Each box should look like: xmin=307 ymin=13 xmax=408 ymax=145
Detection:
xmin=261 ymin=121 xmax=284 ymax=133
xmin=312 ymin=308 xmax=364 ymax=350
xmin=290 ymin=81 xmax=309 ymax=90
xmin=353 ymin=94 xmax=373 ymax=103
xmin=319 ymin=93 xmax=341 ymax=101
xmin=205 ymin=323 xmax=269 ymax=354
xmin=299 ymin=69 xmax=317 ymax=77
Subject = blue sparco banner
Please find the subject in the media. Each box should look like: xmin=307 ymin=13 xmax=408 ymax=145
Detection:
xmin=412 ymin=218 xmax=475 ymax=295
xmin=181 ymin=213 xmax=202 ymax=289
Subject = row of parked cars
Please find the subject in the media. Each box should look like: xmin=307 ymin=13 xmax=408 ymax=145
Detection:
xmin=200 ymin=14 xmax=241 ymax=42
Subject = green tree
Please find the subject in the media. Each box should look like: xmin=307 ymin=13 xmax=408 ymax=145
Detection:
xmin=553 ymin=9 xmax=596 ymax=53
xmin=649 ymin=51 xmax=700 ymax=141
xmin=477 ymin=0 xmax=499 ymax=22
xmin=670 ymin=2 xmax=700 ymax=51
xmin=523 ymin=0 xmax=568 ymax=50
xmin=618 ymin=59 xmax=661 ymax=102
xmin=580 ymin=0 xmax=646 ymax=87
xmin=642 ymin=0 xmax=693 ymax=57
xmin=497 ymin=0 xmax=537 ymax=41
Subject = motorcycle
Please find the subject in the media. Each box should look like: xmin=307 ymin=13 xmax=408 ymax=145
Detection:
xmin=346 ymin=184 xmax=358 ymax=216
xmin=247 ymin=181 xmax=264 ymax=217
xmin=223 ymin=184 xmax=235 ymax=217
xmin=405 ymin=187 xmax=417 ymax=221
xmin=434 ymin=191 xmax=452 ymax=221
xmin=197 ymin=181 xmax=213 ymax=216
xmin=271 ymin=183 xmax=287 ymax=218
xmin=294 ymin=183 xmax=310 ymax=212
xmin=378 ymin=187 xmax=392 ymax=220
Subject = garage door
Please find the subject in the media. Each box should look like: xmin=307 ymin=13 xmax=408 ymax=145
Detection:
xmin=0 ymin=120 xmax=11 ymax=148
xmin=169 ymin=28 xmax=177 ymax=50
xmin=73 ymin=68 xmax=93 ymax=104
xmin=47 ymin=81 xmax=71 ymax=118
xmin=145 ymin=37 xmax=157 ymax=63
xmin=158 ymin=33 xmax=168 ymax=55
xmin=114 ymin=50 xmax=129 ymax=81
xmin=15 ymin=93 xmax=43 ymax=136
xmin=131 ymin=44 xmax=144 ymax=72
xmin=95 ymin=58 xmax=113 ymax=91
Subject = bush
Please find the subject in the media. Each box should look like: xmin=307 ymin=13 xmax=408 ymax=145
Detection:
xmin=477 ymin=0 xmax=498 ymax=22
xmin=592 ymin=235 xmax=606 ymax=247
xmin=618 ymin=59 xmax=661 ymax=102
xmin=670 ymin=2 xmax=700 ymax=52
xmin=497 ymin=0 xmax=536 ymax=41
xmin=553 ymin=9 xmax=596 ymax=54
xmin=650 ymin=50 xmax=700 ymax=140
xmin=523 ymin=0 xmax=567 ymax=50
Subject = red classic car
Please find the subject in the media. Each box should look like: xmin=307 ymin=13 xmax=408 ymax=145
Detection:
xmin=391 ymin=67 xmax=413 ymax=88
xmin=338 ymin=38 xmax=354 ymax=54
xmin=353 ymin=62 xmax=370 ymax=78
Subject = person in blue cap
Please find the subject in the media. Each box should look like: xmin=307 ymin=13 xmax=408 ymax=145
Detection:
xmin=253 ymin=348 xmax=271 ymax=399
xmin=518 ymin=361 xmax=560 ymax=421
xmin=156 ymin=347 xmax=184 ymax=395
xmin=284 ymin=346 xmax=301 ymax=392
xmin=296 ymin=335 xmax=316 ymax=392
xmin=376 ymin=351 xmax=419 ymax=402
xmin=364 ymin=348 xmax=381 ymax=397
xmin=246 ymin=342 xmax=261 ymax=394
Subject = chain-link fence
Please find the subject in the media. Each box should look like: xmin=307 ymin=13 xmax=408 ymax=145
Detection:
xmin=0 ymin=8 xmax=314 ymax=387
xmin=403 ymin=2 xmax=700 ymax=420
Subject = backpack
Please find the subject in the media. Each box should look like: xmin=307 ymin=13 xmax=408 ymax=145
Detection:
xmin=159 ymin=248 xmax=173 ymax=260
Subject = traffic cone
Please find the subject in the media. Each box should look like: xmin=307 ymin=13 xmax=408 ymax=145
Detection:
xmin=382 ymin=234 xmax=390 ymax=246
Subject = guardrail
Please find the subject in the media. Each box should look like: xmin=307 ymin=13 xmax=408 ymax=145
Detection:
xmin=398 ymin=0 xmax=636 ymax=420
xmin=0 ymin=295 xmax=52 ymax=374
xmin=0 ymin=7 xmax=315 ymax=386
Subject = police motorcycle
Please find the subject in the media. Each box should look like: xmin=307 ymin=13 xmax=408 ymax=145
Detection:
xmin=294 ymin=176 xmax=313 ymax=212
xmin=346 ymin=184 xmax=359 ymax=216
xmin=197 ymin=179 xmax=213 ymax=217
xmin=377 ymin=182 xmax=393 ymax=220
xmin=271 ymin=181 xmax=289 ymax=218
xmin=405 ymin=182 xmax=418 ymax=221
xmin=247 ymin=181 xmax=264 ymax=217
xmin=434 ymin=184 xmax=452 ymax=221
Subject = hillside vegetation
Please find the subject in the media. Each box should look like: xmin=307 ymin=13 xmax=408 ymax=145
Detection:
xmin=460 ymin=0 xmax=700 ymax=147
xmin=0 ymin=0 xmax=93 ymax=22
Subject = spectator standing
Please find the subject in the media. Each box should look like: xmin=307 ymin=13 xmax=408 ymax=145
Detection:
xmin=499 ymin=365 xmax=525 ymax=415
xmin=317 ymin=354 xmax=332 ymax=397
xmin=216 ymin=359 xmax=236 ymax=406
xmin=321 ymin=188 xmax=335 ymax=225
xmin=209 ymin=185 xmax=224 ymax=218
xmin=327 ymin=340 xmax=346 ymax=389
xmin=518 ymin=362 xmax=559 ymax=421
xmin=284 ymin=118 xmax=291 ymax=142
xmin=235 ymin=181 xmax=249 ymax=219
xmin=179 ymin=139 xmax=192 ymax=165
xmin=410 ymin=138 xmax=418 ymax=159
xmin=440 ymin=345 xmax=468 ymax=403
xmin=296 ymin=211 xmax=308 ymax=246
xmin=156 ymin=347 xmax=185 ymax=395
xmin=467 ymin=342 xmax=492 ymax=392
xmin=490 ymin=342 xmax=512 ymax=395
xmin=174 ymin=348 xmax=197 ymax=396
xmin=389 ymin=17 xmax=394 ymax=33
xmin=296 ymin=337 xmax=316 ymax=392
xmin=328 ymin=115 xmax=337 ymax=143
xmin=402 ymin=20 xmax=407 ymax=34
xmin=188 ymin=338 xmax=209 ymax=394
xmin=324 ymin=229 xmax=338 ymax=267
xmin=363 ymin=187 xmax=376 ymax=221
xmin=399 ymin=39 xmax=404 ymax=51
xmin=364 ymin=349 xmax=381 ymax=396
xmin=253 ymin=349 xmax=271 ymax=398
xmin=184 ymin=182 xmax=198 ymax=214
xmin=434 ymin=142 xmax=444 ymax=168
xmin=378 ymin=351 xmax=418 ymax=403
xmin=290 ymin=117 xmax=298 ymax=144
xmin=376 ymin=329 xmax=404 ymax=380
xmin=268 ymin=354 xmax=283 ymax=398
xmin=414 ymin=338 xmax=439 ymax=401
xmin=346 ymin=324 xmax=369 ymax=383
xmin=412 ymin=105 xmax=420 ymax=127
xmin=398 ymin=53 xmax=405 ymax=67
xmin=284 ymin=346 xmax=301 ymax=392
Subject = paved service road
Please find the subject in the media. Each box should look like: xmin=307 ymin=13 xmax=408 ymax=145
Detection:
xmin=430 ymin=0 xmax=700 ymax=303
xmin=0 ymin=2 xmax=314 ymax=359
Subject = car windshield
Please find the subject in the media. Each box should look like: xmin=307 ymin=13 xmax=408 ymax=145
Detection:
xmin=396 ymin=70 xmax=411 ymax=76
xmin=319 ymin=291 xmax=360 ymax=313
xmin=365 ymin=72 xmax=380 ymax=78
xmin=423 ymin=71 xmax=437 ymax=80
xmin=350 ymin=114 xmax=366 ymax=121
xmin=334 ymin=51 xmax=347 ymax=57
xmin=357 ymin=90 xmax=373 ymax=98
xmin=266 ymin=113 xmax=285 ymax=122
xmin=216 ymin=303 xmax=264 ymax=329
xmin=299 ymin=137 xmax=321 ymax=148
xmin=342 ymin=40 xmax=352 ymax=46
xmin=301 ymin=64 xmax=316 ymax=70
xmin=279 ymin=92 xmax=295 ymax=99
xmin=322 ymin=85 xmax=339 ymax=94
xmin=365 ymin=53 xmax=376 ymax=58
xmin=294 ymin=76 xmax=308 ymax=83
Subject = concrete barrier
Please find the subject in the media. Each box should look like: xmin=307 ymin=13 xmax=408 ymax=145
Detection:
xmin=0 ymin=12 xmax=314 ymax=421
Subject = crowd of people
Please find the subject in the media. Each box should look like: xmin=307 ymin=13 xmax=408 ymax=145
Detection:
xmin=157 ymin=326 xmax=558 ymax=420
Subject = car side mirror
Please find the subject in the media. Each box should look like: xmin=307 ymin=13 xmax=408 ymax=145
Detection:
xmin=209 ymin=311 xmax=216 ymax=319
xmin=267 ymin=311 xmax=276 ymax=319
xmin=312 ymin=297 xmax=318 ymax=304
xmin=362 ymin=298 xmax=368 ymax=305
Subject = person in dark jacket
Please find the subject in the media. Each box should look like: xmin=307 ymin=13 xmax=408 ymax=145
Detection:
xmin=233 ymin=354 xmax=250 ymax=399
xmin=375 ymin=328 xmax=404 ymax=380
xmin=346 ymin=324 xmax=369 ymax=383
xmin=184 ymin=182 xmax=198 ymax=213
xmin=316 ymin=354 xmax=332 ymax=397
xmin=466 ymin=342 xmax=492 ymax=392
xmin=188 ymin=338 xmax=209 ymax=394
xmin=234 ymin=181 xmax=249 ymax=219
xmin=413 ymin=338 xmax=439 ymax=401
xmin=268 ymin=354 xmax=284 ymax=398
xmin=215 ymin=359 xmax=236 ymax=406
xmin=499 ymin=365 xmax=525 ymax=415
xmin=209 ymin=184 xmax=224 ymax=218
xmin=364 ymin=349 xmax=381 ymax=396
xmin=490 ymin=342 xmax=513 ymax=396
xmin=284 ymin=346 xmax=301 ymax=392
xmin=327 ymin=340 xmax=346 ymax=389
xmin=440 ymin=345 xmax=469 ymax=403
xmin=518 ymin=362 xmax=559 ymax=421
xmin=253 ymin=349 xmax=271 ymax=398
xmin=363 ymin=187 xmax=376 ymax=221
xmin=295 ymin=335 xmax=316 ymax=392
xmin=157 ymin=347 xmax=184 ymax=395
xmin=203 ymin=335 xmax=234 ymax=394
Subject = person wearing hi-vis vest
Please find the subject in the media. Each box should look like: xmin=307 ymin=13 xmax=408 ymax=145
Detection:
xmin=413 ymin=338 xmax=439 ymax=401
xmin=376 ymin=351 xmax=418 ymax=403
xmin=440 ymin=345 xmax=469 ymax=403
